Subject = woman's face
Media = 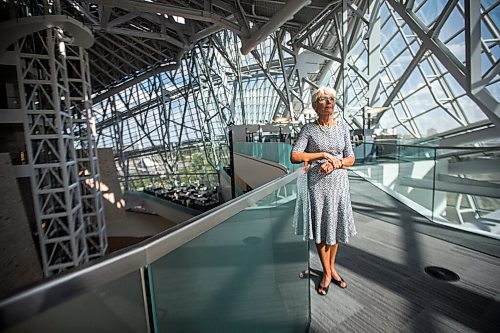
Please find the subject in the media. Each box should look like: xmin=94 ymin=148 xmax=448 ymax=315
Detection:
xmin=313 ymin=92 xmax=336 ymax=117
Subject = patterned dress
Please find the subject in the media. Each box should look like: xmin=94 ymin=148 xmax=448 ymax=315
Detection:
xmin=292 ymin=121 xmax=356 ymax=245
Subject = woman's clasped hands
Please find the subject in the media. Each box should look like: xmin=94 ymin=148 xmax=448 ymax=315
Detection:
xmin=320 ymin=152 xmax=343 ymax=174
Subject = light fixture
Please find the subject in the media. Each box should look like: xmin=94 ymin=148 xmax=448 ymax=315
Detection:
xmin=301 ymin=107 xmax=316 ymax=115
xmin=365 ymin=106 xmax=389 ymax=115
xmin=273 ymin=116 xmax=289 ymax=124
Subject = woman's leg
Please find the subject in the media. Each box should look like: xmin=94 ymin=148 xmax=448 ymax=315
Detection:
xmin=329 ymin=243 xmax=347 ymax=288
xmin=316 ymin=242 xmax=332 ymax=289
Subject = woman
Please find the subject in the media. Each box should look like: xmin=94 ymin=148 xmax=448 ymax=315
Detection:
xmin=291 ymin=86 xmax=356 ymax=296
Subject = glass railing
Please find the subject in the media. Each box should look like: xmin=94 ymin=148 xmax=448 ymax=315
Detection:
xmin=0 ymin=169 xmax=309 ymax=333
xmin=352 ymin=142 xmax=500 ymax=239
xmin=149 ymin=177 xmax=308 ymax=332
xmin=234 ymin=142 xmax=300 ymax=172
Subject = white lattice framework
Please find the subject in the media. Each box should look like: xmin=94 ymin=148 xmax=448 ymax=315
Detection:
xmin=67 ymin=45 xmax=107 ymax=258
xmin=15 ymin=29 xmax=88 ymax=276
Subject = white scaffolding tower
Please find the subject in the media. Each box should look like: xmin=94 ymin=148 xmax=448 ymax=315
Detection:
xmin=67 ymin=45 xmax=107 ymax=259
xmin=16 ymin=29 xmax=88 ymax=276
xmin=14 ymin=23 xmax=107 ymax=275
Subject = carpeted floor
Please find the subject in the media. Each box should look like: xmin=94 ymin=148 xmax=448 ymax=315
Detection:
xmin=308 ymin=173 xmax=500 ymax=333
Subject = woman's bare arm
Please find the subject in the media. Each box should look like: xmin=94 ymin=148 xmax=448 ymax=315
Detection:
xmin=340 ymin=156 xmax=355 ymax=167
xmin=290 ymin=151 xmax=337 ymax=164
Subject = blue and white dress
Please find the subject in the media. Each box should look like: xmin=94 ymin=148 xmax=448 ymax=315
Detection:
xmin=292 ymin=121 xmax=356 ymax=245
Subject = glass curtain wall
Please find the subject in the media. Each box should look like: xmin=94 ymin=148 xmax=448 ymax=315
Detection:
xmin=93 ymin=31 xmax=296 ymax=192
xmin=90 ymin=0 xmax=499 ymax=201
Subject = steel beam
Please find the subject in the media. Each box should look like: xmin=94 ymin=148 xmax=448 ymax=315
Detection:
xmin=464 ymin=0 xmax=482 ymax=92
xmin=240 ymin=0 xmax=311 ymax=55
xmin=387 ymin=0 xmax=500 ymax=127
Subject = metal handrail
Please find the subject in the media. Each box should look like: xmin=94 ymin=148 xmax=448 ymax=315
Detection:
xmin=353 ymin=141 xmax=500 ymax=151
xmin=0 ymin=168 xmax=303 ymax=329
xmin=353 ymin=141 xmax=500 ymax=162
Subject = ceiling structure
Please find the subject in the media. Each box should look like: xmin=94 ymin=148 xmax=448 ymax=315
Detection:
xmin=59 ymin=0 xmax=335 ymax=94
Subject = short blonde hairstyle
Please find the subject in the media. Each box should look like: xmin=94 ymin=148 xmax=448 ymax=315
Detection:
xmin=311 ymin=86 xmax=337 ymax=105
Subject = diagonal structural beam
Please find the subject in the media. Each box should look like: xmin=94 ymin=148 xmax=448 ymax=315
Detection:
xmin=250 ymin=50 xmax=289 ymax=112
xmin=107 ymin=12 xmax=138 ymax=28
xmin=464 ymin=0 xmax=482 ymax=92
xmin=297 ymin=43 xmax=342 ymax=63
xmin=240 ymin=0 xmax=312 ymax=55
xmin=386 ymin=0 xmax=465 ymax=84
xmin=387 ymin=0 xmax=500 ymax=127
xmin=276 ymin=31 xmax=294 ymax=119
xmin=384 ymin=47 xmax=425 ymax=101
xmin=430 ymin=0 xmax=458 ymax=37
xmin=99 ymin=5 xmax=112 ymax=29
xmin=367 ymin=0 xmax=382 ymax=106
xmin=93 ymin=63 xmax=178 ymax=104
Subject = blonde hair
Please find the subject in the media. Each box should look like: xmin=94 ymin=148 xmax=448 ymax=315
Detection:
xmin=311 ymin=86 xmax=337 ymax=104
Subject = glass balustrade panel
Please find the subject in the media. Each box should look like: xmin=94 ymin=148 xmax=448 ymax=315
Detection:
xmin=234 ymin=142 xmax=299 ymax=171
xmin=351 ymin=143 xmax=438 ymax=218
xmin=149 ymin=179 xmax=309 ymax=333
xmin=433 ymin=147 xmax=500 ymax=238
xmin=4 ymin=271 xmax=148 ymax=333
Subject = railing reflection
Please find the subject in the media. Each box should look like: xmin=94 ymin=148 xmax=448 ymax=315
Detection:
xmin=352 ymin=142 xmax=500 ymax=239
xmin=234 ymin=142 xmax=301 ymax=172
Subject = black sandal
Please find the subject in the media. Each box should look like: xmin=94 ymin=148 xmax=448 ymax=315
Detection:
xmin=317 ymin=284 xmax=329 ymax=296
xmin=298 ymin=268 xmax=310 ymax=279
xmin=331 ymin=276 xmax=347 ymax=289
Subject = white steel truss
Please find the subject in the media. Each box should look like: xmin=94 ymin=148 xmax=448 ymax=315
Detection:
xmin=67 ymin=45 xmax=107 ymax=258
xmin=16 ymin=29 xmax=88 ymax=276
xmin=4 ymin=0 xmax=107 ymax=274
